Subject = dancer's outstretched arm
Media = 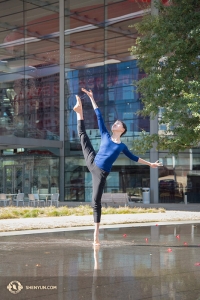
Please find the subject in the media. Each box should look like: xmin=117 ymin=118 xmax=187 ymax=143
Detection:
xmin=81 ymin=88 xmax=98 ymax=110
xmin=81 ymin=88 xmax=108 ymax=135
xmin=138 ymin=158 xmax=163 ymax=168
xmin=122 ymin=147 xmax=162 ymax=168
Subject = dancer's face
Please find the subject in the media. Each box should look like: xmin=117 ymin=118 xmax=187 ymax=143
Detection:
xmin=111 ymin=120 xmax=125 ymax=135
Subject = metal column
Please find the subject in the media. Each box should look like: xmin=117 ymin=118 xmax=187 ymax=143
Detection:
xmin=59 ymin=0 xmax=65 ymax=201
xmin=150 ymin=1 xmax=159 ymax=203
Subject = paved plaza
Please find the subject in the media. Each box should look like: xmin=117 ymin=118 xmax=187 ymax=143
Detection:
xmin=1 ymin=208 xmax=200 ymax=232
xmin=1 ymin=220 xmax=200 ymax=300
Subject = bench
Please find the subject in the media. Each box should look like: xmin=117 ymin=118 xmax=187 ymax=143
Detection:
xmin=101 ymin=193 xmax=129 ymax=207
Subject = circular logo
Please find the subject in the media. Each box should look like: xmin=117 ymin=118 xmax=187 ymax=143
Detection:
xmin=7 ymin=281 xmax=23 ymax=294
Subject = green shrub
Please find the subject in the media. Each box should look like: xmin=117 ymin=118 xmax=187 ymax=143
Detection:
xmin=0 ymin=205 xmax=165 ymax=220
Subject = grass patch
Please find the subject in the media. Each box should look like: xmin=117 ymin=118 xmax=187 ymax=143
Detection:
xmin=102 ymin=206 xmax=165 ymax=214
xmin=0 ymin=205 xmax=165 ymax=220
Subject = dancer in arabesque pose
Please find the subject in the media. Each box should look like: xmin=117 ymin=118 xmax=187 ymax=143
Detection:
xmin=73 ymin=88 xmax=162 ymax=245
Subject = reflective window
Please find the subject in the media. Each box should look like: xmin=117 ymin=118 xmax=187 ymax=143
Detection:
xmin=64 ymin=0 xmax=150 ymax=201
xmin=159 ymin=149 xmax=200 ymax=203
xmin=0 ymin=0 xmax=59 ymax=140
xmin=0 ymin=152 xmax=59 ymax=196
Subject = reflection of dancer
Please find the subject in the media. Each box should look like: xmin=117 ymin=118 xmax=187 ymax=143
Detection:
xmin=73 ymin=88 xmax=162 ymax=245
xmin=92 ymin=245 xmax=100 ymax=300
xmin=93 ymin=245 xmax=100 ymax=270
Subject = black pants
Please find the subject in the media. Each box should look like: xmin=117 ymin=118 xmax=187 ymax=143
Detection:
xmin=78 ymin=120 xmax=109 ymax=223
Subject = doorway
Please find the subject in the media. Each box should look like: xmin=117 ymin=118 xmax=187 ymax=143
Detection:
xmin=4 ymin=165 xmax=24 ymax=194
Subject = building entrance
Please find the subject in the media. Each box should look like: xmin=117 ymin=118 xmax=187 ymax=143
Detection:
xmin=4 ymin=165 xmax=24 ymax=194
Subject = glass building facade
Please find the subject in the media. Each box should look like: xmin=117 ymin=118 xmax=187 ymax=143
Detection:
xmin=0 ymin=0 xmax=199 ymax=203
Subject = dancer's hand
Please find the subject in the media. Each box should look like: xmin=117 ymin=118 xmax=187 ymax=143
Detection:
xmin=81 ymin=88 xmax=93 ymax=99
xmin=81 ymin=88 xmax=98 ymax=109
xmin=150 ymin=160 xmax=163 ymax=168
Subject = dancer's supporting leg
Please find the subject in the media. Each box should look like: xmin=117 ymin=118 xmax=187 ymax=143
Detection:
xmin=92 ymin=166 xmax=108 ymax=245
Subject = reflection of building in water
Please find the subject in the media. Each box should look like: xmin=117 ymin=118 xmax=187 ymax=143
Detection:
xmin=1 ymin=224 xmax=199 ymax=299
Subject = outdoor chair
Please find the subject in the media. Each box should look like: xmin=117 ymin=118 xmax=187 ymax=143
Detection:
xmin=34 ymin=193 xmax=45 ymax=207
xmin=0 ymin=193 xmax=11 ymax=207
xmin=13 ymin=193 xmax=24 ymax=206
xmin=47 ymin=193 xmax=60 ymax=207
xmin=28 ymin=194 xmax=37 ymax=207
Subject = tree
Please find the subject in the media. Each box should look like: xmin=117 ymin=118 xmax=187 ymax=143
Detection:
xmin=130 ymin=0 xmax=200 ymax=155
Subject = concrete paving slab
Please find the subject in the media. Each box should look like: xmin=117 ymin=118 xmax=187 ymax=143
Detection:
xmin=1 ymin=210 xmax=200 ymax=232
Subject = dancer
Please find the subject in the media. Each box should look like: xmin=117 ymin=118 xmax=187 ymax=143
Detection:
xmin=73 ymin=88 xmax=162 ymax=245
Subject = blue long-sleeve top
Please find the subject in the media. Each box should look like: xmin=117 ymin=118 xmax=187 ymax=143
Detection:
xmin=94 ymin=108 xmax=139 ymax=172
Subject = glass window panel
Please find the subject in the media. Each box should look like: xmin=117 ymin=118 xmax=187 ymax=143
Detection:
xmin=107 ymin=0 xmax=126 ymax=4
xmin=70 ymin=5 xmax=104 ymax=21
xmin=42 ymin=0 xmax=58 ymax=3
xmin=24 ymin=75 xmax=59 ymax=139
xmin=0 ymin=73 xmax=60 ymax=139
xmin=66 ymin=0 xmax=104 ymax=13
xmin=64 ymin=0 xmax=151 ymax=202
xmin=0 ymin=13 xmax=23 ymax=29
xmin=25 ymin=3 xmax=59 ymax=24
xmin=65 ymin=4 xmax=105 ymax=70
xmin=107 ymin=1 xmax=148 ymax=18
xmin=106 ymin=1 xmax=148 ymax=59
xmin=0 ymin=154 xmax=59 ymax=195
xmin=65 ymin=60 xmax=149 ymax=133
xmin=0 ymin=0 xmax=23 ymax=17
xmin=65 ymin=28 xmax=105 ymax=46
xmin=106 ymin=0 xmax=127 ymax=5
xmin=65 ymin=55 xmax=105 ymax=69
xmin=25 ymin=40 xmax=59 ymax=59
xmin=65 ymin=16 xmax=90 ymax=30
xmin=107 ymin=38 xmax=135 ymax=57
xmin=158 ymin=150 xmax=200 ymax=203
xmin=25 ymin=16 xmax=59 ymax=36
xmin=24 ymin=13 xmax=59 ymax=140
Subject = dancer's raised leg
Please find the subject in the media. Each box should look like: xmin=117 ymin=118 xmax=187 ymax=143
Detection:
xmin=74 ymin=96 xmax=96 ymax=170
xmin=73 ymin=95 xmax=83 ymax=120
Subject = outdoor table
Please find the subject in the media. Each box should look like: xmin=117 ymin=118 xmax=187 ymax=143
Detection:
xmin=39 ymin=194 xmax=52 ymax=205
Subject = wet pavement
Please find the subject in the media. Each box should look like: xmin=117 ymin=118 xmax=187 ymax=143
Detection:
xmin=0 ymin=223 xmax=200 ymax=300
